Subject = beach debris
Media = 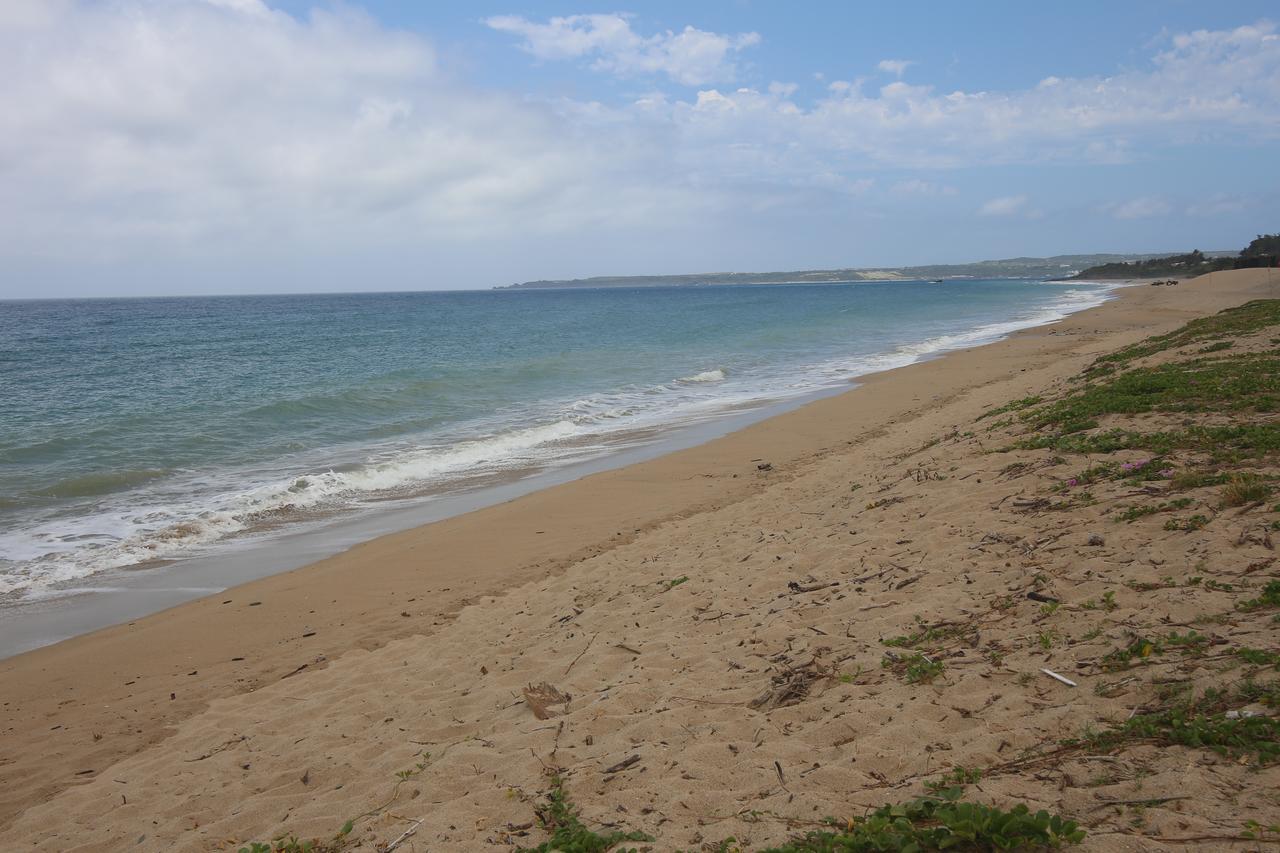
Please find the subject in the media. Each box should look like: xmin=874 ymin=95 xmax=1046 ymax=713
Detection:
xmin=757 ymin=462 xmax=773 ymax=471
xmin=1244 ymin=556 xmax=1277 ymax=574
xmin=1090 ymin=795 xmax=1188 ymax=811
xmin=1026 ymin=591 xmax=1059 ymax=604
xmin=563 ymin=632 xmax=599 ymax=675
xmin=603 ymin=754 xmax=641 ymax=774
xmin=1040 ymin=668 xmax=1077 ymax=688
xmin=852 ymin=564 xmax=905 ymax=583
xmin=522 ymin=682 xmax=571 ymax=720
xmin=1236 ymin=525 xmax=1274 ymax=549
xmin=858 ymin=600 xmax=898 ymax=612
xmin=280 ymin=662 xmax=309 ymax=680
xmin=788 ymin=579 xmax=837 ymax=593
xmin=748 ymin=653 xmax=833 ymax=712
xmin=183 ymin=735 xmax=248 ymax=763
xmin=384 ymin=818 xmax=424 ymax=852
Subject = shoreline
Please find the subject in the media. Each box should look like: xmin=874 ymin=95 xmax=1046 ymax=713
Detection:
xmin=2 ymin=271 xmax=1273 ymax=840
xmin=0 ymin=280 xmax=1119 ymax=659
xmin=0 ymin=390 xmax=845 ymax=658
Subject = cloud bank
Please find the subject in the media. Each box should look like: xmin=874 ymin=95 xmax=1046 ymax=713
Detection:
xmin=0 ymin=3 xmax=1276 ymax=294
xmin=980 ymin=196 xmax=1029 ymax=217
xmin=0 ymin=1 xmax=706 ymax=273
xmin=650 ymin=21 xmax=1280 ymax=172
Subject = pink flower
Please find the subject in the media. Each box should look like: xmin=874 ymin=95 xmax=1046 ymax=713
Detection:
xmin=1066 ymin=478 xmax=1079 ymax=487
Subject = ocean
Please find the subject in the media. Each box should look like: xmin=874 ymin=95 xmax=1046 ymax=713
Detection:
xmin=0 ymin=279 xmax=1114 ymax=604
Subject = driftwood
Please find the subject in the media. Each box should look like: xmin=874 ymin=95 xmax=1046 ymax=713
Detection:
xmin=603 ymin=754 xmax=641 ymax=774
xmin=788 ymin=580 xmax=838 ymax=593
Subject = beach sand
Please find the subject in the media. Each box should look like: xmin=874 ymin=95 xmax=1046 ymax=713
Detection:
xmin=2 ymin=268 xmax=1278 ymax=850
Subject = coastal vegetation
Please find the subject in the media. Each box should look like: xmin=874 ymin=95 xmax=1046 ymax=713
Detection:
xmin=1071 ymin=249 xmax=1234 ymax=280
xmin=1072 ymin=233 xmax=1278 ymax=279
xmin=758 ymin=790 xmax=1084 ymax=851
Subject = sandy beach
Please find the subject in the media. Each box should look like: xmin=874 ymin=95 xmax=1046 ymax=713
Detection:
xmin=3 ymin=268 xmax=1278 ymax=850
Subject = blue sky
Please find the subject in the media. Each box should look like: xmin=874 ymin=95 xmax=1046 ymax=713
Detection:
xmin=0 ymin=0 xmax=1277 ymax=296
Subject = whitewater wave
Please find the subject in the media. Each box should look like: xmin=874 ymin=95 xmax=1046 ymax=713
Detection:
xmin=678 ymin=368 xmax=727 ymax=383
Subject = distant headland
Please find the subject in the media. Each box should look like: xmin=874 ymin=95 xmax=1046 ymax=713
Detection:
xmin=495 ymin=251 xmax=1234 ymax=289
xmin=1069 ymin=234 xmax=1279 ymax=279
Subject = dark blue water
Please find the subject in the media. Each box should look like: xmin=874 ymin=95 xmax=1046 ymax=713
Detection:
xmin=0 ymin=280 xmax=1112 ymax=597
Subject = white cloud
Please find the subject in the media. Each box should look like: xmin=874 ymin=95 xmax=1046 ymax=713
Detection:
xmin=1108 ymin=196 xmax=1172 ymax=219
xmin=0 ymin=0 xmax=714 ymax=277
xmin=1185 ymin=193 xmax=1248 ymax=216
xmin=203 ymin=0 xmax=271 ymax=17
xmin=891 ymin=179 xmax=957 ymax=196
xmin=627 ymin=20 xmax=1280 ymax=170
xmin=0 ymin=0 xmax=71 ymax=28
xmin=484 ymin=14 xmax=760 ymax=85
xmin=979 ymin=195 xmax=1028 ymax=216
xmin=877 ymin=59 xmax=913 ymax=77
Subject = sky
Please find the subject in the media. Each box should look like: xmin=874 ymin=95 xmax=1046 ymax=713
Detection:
xmin=0 ymin=1 xmax=1277 ymax=297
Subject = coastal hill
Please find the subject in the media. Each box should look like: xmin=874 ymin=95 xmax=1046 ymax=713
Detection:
xmin=496 ymin=252 xmax=1230 ymax=289
xmin=1072 ymin=234 xmax=1279 ymax=279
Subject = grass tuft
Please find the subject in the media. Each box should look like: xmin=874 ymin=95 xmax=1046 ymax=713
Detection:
xmin=760 ymin=789 xmax=1084 ymax=852
xmin=1221 ymin=473 xmax=1273 ymax=507
xmin=1238 ymin=580 xmax=1280 ymax=612
xmin=1077 ymin=709 xmax=1280 ymax=765
xmin=519 ymin=776 xmax=653 ymax=853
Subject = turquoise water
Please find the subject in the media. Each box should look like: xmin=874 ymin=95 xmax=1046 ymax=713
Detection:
xmin=0 ymin=280 xmax=1112 ymax=598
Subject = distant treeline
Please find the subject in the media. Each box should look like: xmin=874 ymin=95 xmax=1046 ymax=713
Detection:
xmin=1073 ymin=234 xmax=1278 ymax=279
xmin=499 ymin=252 xmax=1215 ymax=290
